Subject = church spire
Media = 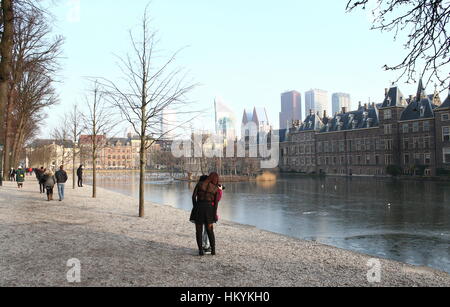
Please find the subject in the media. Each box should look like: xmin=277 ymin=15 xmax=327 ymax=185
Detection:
xmin=416 ymin=79 xmax=426 ymax=101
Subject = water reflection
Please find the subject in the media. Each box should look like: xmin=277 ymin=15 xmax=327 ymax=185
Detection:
xmin=88 ymin=173 xmax=450 ymax=273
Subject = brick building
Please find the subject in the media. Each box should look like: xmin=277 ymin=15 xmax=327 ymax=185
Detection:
xmin=280 ymin=82 xmax=450 ymax=177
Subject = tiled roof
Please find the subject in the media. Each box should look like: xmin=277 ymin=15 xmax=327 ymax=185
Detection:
xmin=400 ymin=81 xmax=434 ymax=121
xmin=298 ymin=113 xmax=323 ymax=131
xmin=320 ymin=105 xmax=379 ymax=132
xmin=381 ymin=87 xmax=407 ymax=108
xmin=440 ymin=94 xmax=450 ymax=109
xmin=436 ymin=84 xmax=450 ymax=109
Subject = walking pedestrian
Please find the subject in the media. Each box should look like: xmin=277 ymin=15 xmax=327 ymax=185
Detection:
xmin=35 ymin=167 xmax=45 ymax=194
xmin=55 ymin=165 xmax=68 ymax=202
xmin=43 ymin=170 xmax=56 ymax=201
xmin=9 ymin=168 xmax=16 ymax=182
xmin=16 ymin=166 xmax=25 ymax=189
xmin=77 ymin=165 xmax=83 ymax=187
xmin=190 ymin=172 xmax=221 ymax=256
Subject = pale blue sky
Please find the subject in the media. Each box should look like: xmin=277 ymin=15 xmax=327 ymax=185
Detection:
xmin=43 ymin=0 xmax=436 ymax=137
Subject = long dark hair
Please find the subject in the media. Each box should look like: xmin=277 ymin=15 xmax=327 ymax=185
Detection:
xmin=205 ymin=172 xmax=219 ymax=186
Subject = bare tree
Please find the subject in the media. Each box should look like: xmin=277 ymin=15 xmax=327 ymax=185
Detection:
xmin=346 ymin=0 xmax=450 ymax=90
xmin=68 ymin=104 xmax=82 ymax=189
xmin=0 ymin=0 xmax=14 ymax=182
xmin=52 ymin=115 xmax=71 ymax=168
xmin=83 ymin=80 xmax=117 ymax=198
xmin=1 ymin=2 xmax=62 ymax=179
xmin=100 ymin=7 xmax=198 ymax=217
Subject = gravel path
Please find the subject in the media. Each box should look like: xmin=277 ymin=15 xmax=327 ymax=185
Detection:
xmin=0 ymin=180 xmax=449 ymax=287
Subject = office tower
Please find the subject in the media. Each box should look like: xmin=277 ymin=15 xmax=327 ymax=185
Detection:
xmin=279 ymin=90 xmax=302 ymax=130
xmin=215 ymin=97 xmax=237 ymax=141
xmin=305 ymin=89 xmax=329 ymax=117
xmin=332 ymin=93 xmax=351 ymax=115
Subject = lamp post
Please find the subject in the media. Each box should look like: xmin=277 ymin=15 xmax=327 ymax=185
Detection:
xmin=0 ymin=144 xmax=4 ymax=187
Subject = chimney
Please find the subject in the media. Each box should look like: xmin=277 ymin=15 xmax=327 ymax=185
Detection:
xmin=364 ymin=103 xmax=368 ymax=110
xmin=342 ymin=107 xmax=347 ymax=114
xmin=323 ymin=110 xmax=327 ymax=118
xmin=358 ymin=101 xmax=362 ymax=109
xmin=309 ymin=109 xmax=313 ymax=115
xmin=385 ymin=88 xmax=388 ymax=96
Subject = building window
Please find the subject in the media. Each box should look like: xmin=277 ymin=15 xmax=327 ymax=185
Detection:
xmin=384 ymin=109 xmax=392 ymax=120
xmin=424 ymin=153 xmax=431 ymax=165
xmin=403 ymin=138 xmax=409 ymax=150
xmin=404 ymin=154 xmax=410 ymax=165
xmin=384 ymin=124 xmax=392 ymax=135
xmin=444 ymin=148 xmax=450 ymax=164
xmin=442 ymin=114 xmax=450 ymax=121
xmin=423 ymin=137 xmax=430 ymax=149
xmin=385 ymin=139 xmax=393 ymax=150
xmin=423 ymin=121 xmax=430 ymax=132
xmin=366 ymin=155 xmax=371 ymax=165
xmin=413 ymin=137 xmax=419 ymax=149
xmin=385 ymin=154 xmax=393 ymax=165
xmin=443 ymin=127 xmax=450 ymax=142
xmin=402 ymin=124 xmax=409 ymax=133
xmin=413 ymin=122 xmax=419 ymax=133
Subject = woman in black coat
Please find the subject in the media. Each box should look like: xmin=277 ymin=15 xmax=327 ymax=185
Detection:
xmin=190 ymin=172 xmax=220 ymax=256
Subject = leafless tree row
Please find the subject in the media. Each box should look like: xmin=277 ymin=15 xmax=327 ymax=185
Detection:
xmin=0 ymin=0 xmax=63 ymax=179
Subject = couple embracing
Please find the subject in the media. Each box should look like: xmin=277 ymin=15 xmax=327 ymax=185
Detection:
xmin=190 ymin=172 xmax=224 ymax=256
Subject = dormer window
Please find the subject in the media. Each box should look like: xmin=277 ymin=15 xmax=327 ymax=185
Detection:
xmin=352 ymin=121 xmax=357 ymax=129
xmin=420 ymin=105 xmax=425 ymax=117
xmin=384 ymin=109 xmax=392 ymax=120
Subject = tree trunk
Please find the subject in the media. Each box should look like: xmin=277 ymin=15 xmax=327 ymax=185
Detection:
xmin=3 ymin=93 xmax=14 ymax=179
xmin=72 ymin=145 xmax=76 ymax=189
xmin=0 ymin=0 xmax=14 ymax=181
xmin=10 ymin=115 xmax=25 ymax=169
xmin=92 ymin=147 xmax=96 ymax=198
xmin=139 ymin=147 xmax=145 ymax=218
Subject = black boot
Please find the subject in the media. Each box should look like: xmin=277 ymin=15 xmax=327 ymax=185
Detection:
xmin=206 ymin=226 xmax=216 ymax=256
xmin=196 ymin=226 xmax=204 ymax=256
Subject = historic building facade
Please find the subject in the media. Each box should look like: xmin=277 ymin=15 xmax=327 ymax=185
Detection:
xmin=280 ymin=82 xmax=450 ymax=177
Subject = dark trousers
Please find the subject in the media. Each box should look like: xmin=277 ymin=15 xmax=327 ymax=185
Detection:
xmin=39 ymin=183 xmax=45 ymax=193
xmin=78 ymin=177 xmax=83 ymax=187
xmin=46 ymin=187 xmax=53 ymax=196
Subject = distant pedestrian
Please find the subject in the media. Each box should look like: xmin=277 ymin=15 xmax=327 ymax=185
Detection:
xmin=77 ymin=165 xmax=83 ymax=187
xmin=9 ymin=168 xmax=16 ymax=182
xmin=43 ymin=170 xmax=56 ymax=201
xmin=190 ymin=172 xmax=221 ymax=256
xmin=55 ymin=165 xmax=68 ymax=202
xmin=16 ymin=166 xmax=25 ymax=189
xmin=35 ymin=167 xmax=45 ymax=194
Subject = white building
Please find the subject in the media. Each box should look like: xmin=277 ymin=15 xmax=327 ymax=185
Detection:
xmin=305 ymin=89 xmax=329 ymax=117
xmin=332 ymin=93 xmax=351 ymax=115
xmin=161 ymin=109 xmax=177 ymax=139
